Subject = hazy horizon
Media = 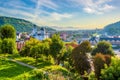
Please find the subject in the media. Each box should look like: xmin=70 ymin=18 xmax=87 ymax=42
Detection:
xmin=0 ymin=0 xmax=120 ymax=30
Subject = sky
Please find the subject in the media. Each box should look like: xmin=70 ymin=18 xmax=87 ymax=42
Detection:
xmin=0 ymin=0 xmax=120 ymax=30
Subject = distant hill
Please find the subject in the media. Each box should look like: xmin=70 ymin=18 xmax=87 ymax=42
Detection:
xmin=103 ymin=21 xmax=120 ymax=35
xmin=0 ymin=16 xmax=55 ymax=32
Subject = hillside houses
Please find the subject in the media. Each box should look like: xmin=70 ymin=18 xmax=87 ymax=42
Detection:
xmin=89 ymin=36 xmax=120 ymax=49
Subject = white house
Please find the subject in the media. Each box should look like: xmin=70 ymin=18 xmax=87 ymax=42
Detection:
xmin=30 ymin=27 xmax=49 ymax=40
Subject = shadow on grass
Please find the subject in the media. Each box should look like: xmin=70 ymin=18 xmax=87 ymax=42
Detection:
xmin=20 ymin=58 xmax=53 ymax=69
xmin=0 ymin=60 xmax=32 ymax=78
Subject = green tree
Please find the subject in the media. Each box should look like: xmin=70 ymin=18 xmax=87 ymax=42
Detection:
xmin=71 ymin=41 xmax=92 ymax=75
xmin=30 ymin=41 xmax=51 ymax=65
xmin=0 ymin=39 xmax=2 ymax=53
xmin=0 ymin=24 xmax=16 ymax=40
xmin=50 ymin=34 xmax=64 ymax=65
xmin=78 ymin=40 xmax=92 ymax=54
xmin=93 ymin=53 xmax=106 ymax=79
xmin=42 ymin=42 xmax=50 ymax=59
xmin=30 ymin=45 xmax=40 ymax=65
xmin=20 ymin=38 xmax=40 ymax=56
xmin=62 ymin=46 xmax=73 ymax=70
xmin=93 ymin=53 xmax=111 ymax=79
xmin=1 ymin=38 xmax=17 ymax=54
xmin=92 ymin=41 xmax=114 ymax=56
xmin=57 ymin=46 xmax=67 ymax=65
xmin=101 ymin=57 xmax=120 ymax=80
xmin=63 ymin=46 xmax=73 ymax=62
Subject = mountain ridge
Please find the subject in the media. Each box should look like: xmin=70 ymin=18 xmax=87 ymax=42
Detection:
xmin=0 ymin=16 xmax=55 ymax=32
xmin=103 ymin=21 xmax=120 ymax=35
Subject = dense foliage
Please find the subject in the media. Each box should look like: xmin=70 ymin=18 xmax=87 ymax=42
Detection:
xmin=92 ymin=41 xmax=114 ymax=56
xmin=71 ymin=41 xmax=91 ymax=75
xmin=1 ymin=38 xmax=17 ymax=54
xmin=77 ymin=40 xmax=92 ymax=54
xmin=20 ymin=38 xmax=41 ymax=57
xmin=0 ymin=22 xmax=120 ymax=79
xmin=0 ymin=24 xmax=16 ymax=40
xmin=0 ymin=24 xmax=17 ymax=54
xmin=93 ymin=53 xmax=111 ymax=79
xmin=0 ymin=39 xmax=2 ymax=53
xmin=101 ymin=57 xmax=120 ymax=80
xmin=50 ymin=34 xmax=64 ymax=65
xmin=0 ymin=16 xmax=55 ymax=32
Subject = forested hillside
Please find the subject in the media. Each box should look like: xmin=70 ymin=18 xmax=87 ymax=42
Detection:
xmin=0 ymin=16 xmax=55 ymax=32
xmin=103 ymin=21 xmax=120 ymax=35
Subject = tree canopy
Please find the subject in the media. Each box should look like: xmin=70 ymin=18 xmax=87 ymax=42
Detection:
xmin=71 ymin=41 xmax=92 ymax=75
xmin=101 ymin=57 xmax=120 ymax=80
xmin=0 ymin=24 xmax=16 ymax=40
xmin=92 ymin=41 xmax=114 ymax=56
xmin=50 ymin=34 xmax=64 ymax=65
xmin=1 ymin=38 xmax=17 ymax=54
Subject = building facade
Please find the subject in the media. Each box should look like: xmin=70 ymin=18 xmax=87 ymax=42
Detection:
xmin=30 ymin=27 xmax=49 ymax=40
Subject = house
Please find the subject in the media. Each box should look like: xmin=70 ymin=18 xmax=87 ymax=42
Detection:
xmin=16 ymin=32 xmax=30 ymax=41
xmin=60 ymin=32 xmax=67 ymax=41
xmin=89 ymin=37 xmax=99 ymax=45
xmin=100 ymin=37 xmax=120 ymax=45
xmin=16 ymin=41 xmax=25 ymax=51
xmin=89 ymin=36 xmax=120 ymax=49
xmin=30 ymin=27 xmax=49 ymax=40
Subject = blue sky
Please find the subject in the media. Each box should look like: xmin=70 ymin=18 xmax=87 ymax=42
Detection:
xmin=0 ymin=0 xmax=120 ymax=30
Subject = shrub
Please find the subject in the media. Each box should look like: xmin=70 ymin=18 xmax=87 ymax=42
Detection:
xmin=92 ymin=41 xmax=114 ymax=56
xmin=20 ymin=38 xmax=40 ymax=57
xmin=88 ymin=71 xmax=97 ymax=80
xmin=50 ymin=34 xmax=64 ymax=65
xmin=101 ymin=57 xmax=120 ymax=80
xmin=0 ymin=39 xmax=2 ymax=53
xmin=71 ymin=41 xmax=91 ymax=75
xmin=93 ymin=53 xmax=105 ymax=79
xmin=93 ymin=53 xmax=112 ymax=79
xmin=72 ymin=53 xmax=91 ymax=75
xmin=1 ymin=38 xmax=17 ymax=54
xmin=0 ymin=24 xmax=16 ymax=40
xmin=104 ymin=55 xmax=111 ymax=66
xmin=31 ymin=70 xmax=44 ymax=79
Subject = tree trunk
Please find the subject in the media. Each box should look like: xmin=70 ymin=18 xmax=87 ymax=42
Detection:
xmin=57 ymin=59 xmax=60 ymax=65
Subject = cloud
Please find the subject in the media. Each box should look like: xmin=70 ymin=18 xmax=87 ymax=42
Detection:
xmin=70 ymin=0 xmax=115 ymax=14
xmin=31 ymin=0 xmax=58 ymax=10
xmin=50 ymin=12 xmax=72 ymax=21
xmin=100 ymin=4 xmax=115 ymax=12
xmin=0 ymin=7 xmax=35 ymax=19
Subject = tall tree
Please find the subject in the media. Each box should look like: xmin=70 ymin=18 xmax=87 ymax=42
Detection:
xmin=1 ymin=38 xmax=17 ymax=54
xmin=71 ymin=41 xmax=92 ymax=75
xmin=93 ymin=53 xmax=111 ymax=80
xmin=91 ymin=41 xmax=114 ymax=56
xmin=30 ymin=44 xmax=40 ymax=65
xmin=0 ymin=39 xmax=2 ymax=53
xmin=0 ymin=24 xmax=16 ymax=40
xmin=50 ymin=34 xmax=64 ymax=65
xmin=20 ymin=38 xmax=40 ymax=56
xmin=93 ymin=53 xmax=106 ymax=80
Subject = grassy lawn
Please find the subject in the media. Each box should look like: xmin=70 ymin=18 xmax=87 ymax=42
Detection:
xmin=0 ymin=54 xmax=72 ymax=80
xmin=0 ymin=58 xmax=44 ymax=80
xmin=15 ymin=57 xmax=53 ymax=69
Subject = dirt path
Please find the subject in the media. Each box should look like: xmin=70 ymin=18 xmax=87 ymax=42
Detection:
xmin=8 ymin=58 xmax=37 ymax=69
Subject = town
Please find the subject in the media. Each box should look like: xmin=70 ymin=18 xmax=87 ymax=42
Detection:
xmin=0 ymin=0 xmax=120 ymax=79
xmin=16 ymin=26 xmax=120 ymax=56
